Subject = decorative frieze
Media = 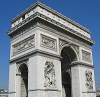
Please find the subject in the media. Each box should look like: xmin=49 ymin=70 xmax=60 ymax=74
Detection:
xmin=9 ymin=18 xmax=93 ymax=49
xmin=11 ymin=21 xmax=92 ymax=49
xmin=41 ymin=34 xmax=57 ymax=51
xmin=82 ymin=50 xmax=91 ymax=62
xmin=38 ymin=22 xmax=92 ymax=49
xmin=85 ymin=70 xmax=93 ymax=90
xmin=10 ymin=1 xmax=92 ymax=38
xmin=7 ymin=11 xmax=94 ymax=45
xmin=44 ymin=61 xmax=56 ymax=88
xmin=12 ymin=35 xmax=35 ymax=55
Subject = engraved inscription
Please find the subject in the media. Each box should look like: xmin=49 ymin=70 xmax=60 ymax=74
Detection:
xmin=12 ymin=35 xmax=35 ymax=55
xmin=44 ymin=61 xmax=56 ymax=88
xmin=82 ymin=50 xmax=91 ymax=62
xmin=41 ymin=34 xmax=56 ymax=51
xmin=85 ymin=70 xmax=93 ymax=90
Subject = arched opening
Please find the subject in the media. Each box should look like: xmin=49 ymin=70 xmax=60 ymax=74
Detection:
xmin=61 ymin=46 xmax=77 ymax=97
xmin=19 ymin=64 xmax=28 ymax=97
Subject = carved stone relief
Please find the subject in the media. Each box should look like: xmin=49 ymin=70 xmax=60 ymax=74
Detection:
xmin=41 ymin=34 xmax=57 ymax=51
xmin=44 ymin=61 xmax=56 ymax=88
xmin=8 ymin=12 xmax=94 ymax=44
xmin=12 ymin=35 xmax=35 ymax=55
xmin=59 ymin=39 xmax=79 ymax=56
xmin=11 ymin=21 xmax=92 ymax=49
xmin=82 ymin=50 xmax=91 ymax=62
xmin=37 ymin=21 xmax=92 ymax=49
xmin=85 ymin=70 xmax=93 ymax=90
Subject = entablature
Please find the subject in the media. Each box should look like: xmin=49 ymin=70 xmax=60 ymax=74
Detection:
xmin=7 ymin=1 xmax=94 ymax=45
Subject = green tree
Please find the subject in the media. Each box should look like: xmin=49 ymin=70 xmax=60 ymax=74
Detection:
xmin=97 ymin=96 xmax=100 ymax=97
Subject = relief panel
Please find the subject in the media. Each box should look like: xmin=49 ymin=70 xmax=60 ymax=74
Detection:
xmin=41 ymin=34 xmax=57 ymax=51
xmin=85 ymin=70 xmax=93 ymax=90
xmin=44 ymin=61 xmax=56 ymax=88
xmin=82 ymin=50 xmax=91 ymax=62
xmin=37 ymin=22 xmax=92 ymax=49
xmin=12 ymin=35 xmax=35 ymax=55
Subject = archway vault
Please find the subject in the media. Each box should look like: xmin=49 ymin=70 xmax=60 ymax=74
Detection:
xmin=18 ymin=63 xmax=28 ymax=97
xmin=59 ymin=40 xmax=79 ymax=62
xmin=61 ymin=45 xmax=78 ymax=97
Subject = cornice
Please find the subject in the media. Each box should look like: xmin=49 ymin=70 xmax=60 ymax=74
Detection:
xmin=11 ymin=1 xmax=91 ymax=34
xmin=71 ymin=61 xmax=94 ymax=68
xmin=28 ymin=89 xmax=61 ymax=92
xmin=7 ymin=12 xmax=39 ymax=35
xmin=9 ymin=92 xmax=16 ymax=94
xmin=10 ymin=21 xmax=92 ymax=49
xmin=9 ymin=49 xmax=61 ymax=63
xmin=82 ymin=91 xmax=96 ymax=93
xmin=11 ymin=1 xmax=39 ymax=23
xmin=37 ymin=23 xmax=92 ymax=49
xmin=7 ymin=12 xmax=94 ymax=44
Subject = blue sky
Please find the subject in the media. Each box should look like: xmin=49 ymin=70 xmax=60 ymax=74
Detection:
xmin=0 ymin=0 xmax=100 ymax=89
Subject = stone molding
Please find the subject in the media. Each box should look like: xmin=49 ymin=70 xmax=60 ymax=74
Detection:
xmin=12 ymin=35 xmax=35 ymax=56
xmin=9 ymin=49 xmax=61 ymax=63
xmin=11 ymin=22 xmax=37 ymax=41
xmin=38 ymin=14 xmax=93 ymax=43
xmin=7 ymin=12 xmax=39 ymax=36
xmin=37 ymin=22 xmax=92 ymax=49
xmin=16 ymin=59 xmax=28 ymax=74
xmin=41 ymin=34 xmax=57 ymax=51
xmin=82 ymin=50 xmax=92 ymax=63
xmin=28 ymin=89 xmax=61 ymax=92
xmin=11 ymin=1 xmax=91 ymax=34
xmin=71 ymin=61 xmax=94 ymax=68
xmin=10 ymin=21 xmax=92 ymax=49
xmin=82 ymin=91 xmax=96 ymax=93
xmin=7 ymin=12 xmax=94 ymax=45
xmin=16 ymin=73 xmax=21 ymax=76
xmin=9 ymin=92 xmax=16 ymax=94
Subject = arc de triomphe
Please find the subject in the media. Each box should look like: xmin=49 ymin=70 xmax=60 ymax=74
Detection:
xmin=7 ymin=1 xmax=96 ymax=97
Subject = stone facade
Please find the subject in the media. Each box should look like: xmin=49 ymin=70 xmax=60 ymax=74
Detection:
xmin=96 ymin=88 xmax=100 ymax=96
xmin=0 ymin=89 xmax=8 ymax=97
xmin=7 ymin=1 xmax=96 ymax=97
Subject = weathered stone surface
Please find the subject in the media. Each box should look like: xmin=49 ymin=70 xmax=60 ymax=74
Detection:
xmin=8 ymin=1 xmax=96 ymax=97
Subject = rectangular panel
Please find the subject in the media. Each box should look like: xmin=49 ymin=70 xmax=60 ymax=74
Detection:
xmin=12 ymin=35 xmax=35 ymax=55
xmin=41 ymin=34 xmax=57 ymax=51
xmin=82 ymin=50 xmax=91 ymax=62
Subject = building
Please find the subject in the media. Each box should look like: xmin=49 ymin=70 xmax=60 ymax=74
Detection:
xmin=0 ymin=89 xmax=8 ymax=97
xmin=96 ymin=88 xmax=100 ymax=97
xmin=7 ymin=1 xmax=96 ymax=97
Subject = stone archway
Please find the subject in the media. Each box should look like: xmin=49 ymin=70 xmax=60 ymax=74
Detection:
xmin=61 ymin=46 xmax=77 ymax=97
xmin=19 ymin=64 xmax=28 ymax=97
xmin=62 ymin=72 xmax=71 ymax=97
xmin=8 ymin=2 xmax=96 ymax=97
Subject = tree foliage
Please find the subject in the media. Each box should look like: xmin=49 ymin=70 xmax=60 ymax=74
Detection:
xmin=97 ymin=96 xmax=100 ymax=97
